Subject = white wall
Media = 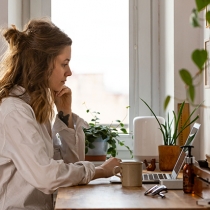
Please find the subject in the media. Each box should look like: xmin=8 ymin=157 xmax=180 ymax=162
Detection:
xmin=174 ymin=0 xmax=203 ymax=159
xmin=174 ymin=0 xmax=202 ymax=104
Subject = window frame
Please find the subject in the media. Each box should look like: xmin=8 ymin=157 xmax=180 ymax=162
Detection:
xmin=118 ymin=0 xmax=160 ymax=159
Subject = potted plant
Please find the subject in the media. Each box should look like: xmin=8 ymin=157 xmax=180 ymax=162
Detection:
xmin=140 ymin=98 xmax=201 ymax=170
xmin=83 ymin=106 xmax=133 ymax=161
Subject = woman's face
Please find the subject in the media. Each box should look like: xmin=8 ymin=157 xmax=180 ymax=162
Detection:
xmin=49 ymin=45 xmax=72 ymax=92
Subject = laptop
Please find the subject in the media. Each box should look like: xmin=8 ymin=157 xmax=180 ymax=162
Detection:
xmin=110 ymin=122 xmax=201 ymax=184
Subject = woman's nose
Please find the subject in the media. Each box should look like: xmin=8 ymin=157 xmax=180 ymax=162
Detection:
xmin=66 ymin=67 xmax=72 ymax=77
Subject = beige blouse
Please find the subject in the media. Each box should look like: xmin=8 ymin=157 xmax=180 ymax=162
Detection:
xmin=0 ymin=86 xmax=95 ymax=210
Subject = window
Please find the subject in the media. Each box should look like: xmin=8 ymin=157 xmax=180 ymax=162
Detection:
xmin=51 ymin=1 xmax=160 ymax=159
xmin=51 ymin=0 xmax=129 ymax=127
xmin=51 ymin=0 xmax=134 ymax=159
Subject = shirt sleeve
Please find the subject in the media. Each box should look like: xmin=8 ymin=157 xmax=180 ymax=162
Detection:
xmin=2 ymin=105 xmax=95 ymax=194
xmin=52 ymin=113 xmax=89 ymax=163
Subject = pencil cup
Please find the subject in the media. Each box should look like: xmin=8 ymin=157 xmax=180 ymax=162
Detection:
xmin=113 ymin=161 xmax=142 ymax=187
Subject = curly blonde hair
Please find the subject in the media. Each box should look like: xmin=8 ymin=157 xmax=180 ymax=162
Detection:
xmin=0 ymin=18 xmax=72 ymax=124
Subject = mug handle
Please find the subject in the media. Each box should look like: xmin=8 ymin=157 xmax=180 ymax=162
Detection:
xmin=113 ymin=166 xmax=121 ymax=178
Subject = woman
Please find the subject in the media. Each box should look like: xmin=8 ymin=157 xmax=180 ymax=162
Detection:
xmin=0 ymin=18 xmax=121 ymax=210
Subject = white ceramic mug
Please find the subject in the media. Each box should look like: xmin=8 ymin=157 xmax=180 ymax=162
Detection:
xmin=113 ymin=161 xmax=143 ymax=187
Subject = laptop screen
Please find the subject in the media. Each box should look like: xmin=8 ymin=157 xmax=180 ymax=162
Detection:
xmin=171 ymin=122 xmax=201 ymax=179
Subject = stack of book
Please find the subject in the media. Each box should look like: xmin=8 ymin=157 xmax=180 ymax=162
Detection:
xmin=206 ymin=154 xmax=210 ymax=168
xmin=193 ymin=164 xmax=210 ymax=199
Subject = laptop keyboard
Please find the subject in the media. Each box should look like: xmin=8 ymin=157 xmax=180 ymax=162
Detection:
xmin=110 ymin=173 xmax=173 ymax=184
xmin=142 ymin=173 xmax=171 ymax=181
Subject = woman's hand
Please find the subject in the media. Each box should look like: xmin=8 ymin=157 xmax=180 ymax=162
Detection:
xmin=54 ymin=86 xmax=72 ymax=112
xmin=93 ymin=157 xmax=122 ymax=179
xmin=54 ymin=86 xmax=74 ymax=128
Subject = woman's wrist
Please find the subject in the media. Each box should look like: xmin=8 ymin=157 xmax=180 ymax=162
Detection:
xmin=58 ymin=111 xmax=69 ymax=126
xmin=93 ymin=166 xmax=106 ymax=179
xmin=58 ymin=110 xmax=74 ymax=128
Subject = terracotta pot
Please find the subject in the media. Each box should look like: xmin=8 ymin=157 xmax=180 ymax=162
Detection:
xmin=85 ymin=155 xmax=107 ymax=161
xmin=158 ymin=145 xmax=181 ymax=171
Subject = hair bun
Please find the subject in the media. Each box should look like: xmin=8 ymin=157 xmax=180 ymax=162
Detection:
xmin=3 ymin=24 xmax=24 ymax=47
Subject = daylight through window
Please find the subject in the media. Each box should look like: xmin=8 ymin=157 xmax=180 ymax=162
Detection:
xmin=51 ymin=0 xmax=129 ymax=128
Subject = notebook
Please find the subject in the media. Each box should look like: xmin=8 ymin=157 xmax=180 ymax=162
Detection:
xmin=110 ymin=122 xmax=201 ymax=184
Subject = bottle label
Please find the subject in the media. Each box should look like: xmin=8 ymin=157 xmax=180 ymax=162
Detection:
xmin=183 ymin=166 xmax=194 ymax=193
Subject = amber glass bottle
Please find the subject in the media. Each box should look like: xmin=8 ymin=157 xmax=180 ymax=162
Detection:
xmin=181 ymin=145 xmax=195 ymax=194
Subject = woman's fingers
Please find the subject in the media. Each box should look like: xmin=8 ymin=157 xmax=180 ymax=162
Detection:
xmin=100 ymin=157 xmax=122 ymax=178
xmin=55 ymin=86 xmax=71 ymax=97
xmin=54 ymin=86 xmax=72 ymax=112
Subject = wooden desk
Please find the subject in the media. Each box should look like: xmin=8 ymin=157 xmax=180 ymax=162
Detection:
xmin=55 ymin=178 xmax=208 ymax=210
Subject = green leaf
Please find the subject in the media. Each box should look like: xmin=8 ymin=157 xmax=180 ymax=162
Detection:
xmin=164 ymin=95 xmax=171 ymax=111
xmin=192 ymin=49 xmax=208 ymax=70
xmin=112 ymin=151 xmax=117 ymax=157
xmin=172 ymin=102 xmax=185 ymax=143
xmin=179 ymin=69 xmax=193 ymax=86
xmin=195 ymin=0 xmax=210 ymax=12
xmin=119 ymin=141 xmax=124 ymax=146
xmin=185 ymin=133 xmax=196 ymax=147
xmin=120 ymin=128 xmax=128 ymax=134
xmin=140 ymin=98 xmax=165 ymax=137
xmin=206 ymin=11 xmax=210 ymax=25
xmin=189 ymin=9 xmax=200 ymax=27
xmin=89 ymin=143 xmax=95 ymax=149
xmin=188 ymin=85 xmax=195 ymax=102
xmin=120 ymin=122 xmax=124 ymax=127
